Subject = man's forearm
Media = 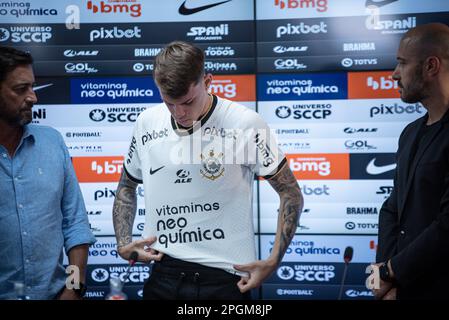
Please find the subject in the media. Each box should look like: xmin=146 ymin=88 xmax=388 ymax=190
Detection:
xmin=268 ymin=165 xmax=304 ymax=265
xmin=113 ymin=171 xmax=138 ymax=248
xmin=67 ymin=244 xmax=89 ymax=282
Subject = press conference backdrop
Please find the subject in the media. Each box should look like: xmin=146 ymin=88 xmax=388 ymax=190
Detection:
xmin=1 ymin=0 xmax=448 ymax=300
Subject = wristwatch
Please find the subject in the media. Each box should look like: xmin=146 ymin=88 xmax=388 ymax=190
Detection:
xmin=379 ymin=261 xmax=392 ymax=282
xmin=73 ymin=282 xmax=87 ymax=298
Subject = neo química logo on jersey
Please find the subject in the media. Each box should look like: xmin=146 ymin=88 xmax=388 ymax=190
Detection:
xmin=70 ymin=77 xmax=161 ymax=104
xmin=257 ymin=73 xmax=347 ymax=101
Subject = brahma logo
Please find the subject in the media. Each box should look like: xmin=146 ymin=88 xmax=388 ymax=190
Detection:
xmin=209 ymin=75 xmax=255 ymax=101
xmin=87 ymin=0 xmax=142 ymax=17
xmin=73 ymin=156 xmax=124 ymax=182
xmin=287 ymin=154 xmax=349 ymax=180
xmin=274 ymin=0 xmax=328 ymax=12
xmin=348 ymin=71 xmax=399 ymax=99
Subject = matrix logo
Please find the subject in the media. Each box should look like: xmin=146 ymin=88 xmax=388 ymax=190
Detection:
xmin=274 ymin=0 xmax=328 ymax=12
xmin=87 ymin=0 xmax=142 ymax=17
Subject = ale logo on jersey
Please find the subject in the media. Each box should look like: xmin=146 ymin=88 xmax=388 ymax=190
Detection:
xmin=287 ymin=153 xmax=349 ymax=180
xmin=348 ymin=71 xmax=399 ymax=99
xmin=87 ymin=0 xmax=142 ymax=17
xmin=200 ymin=149 xmax=224 ymax=181
xmin=73 ymin=156 xmax=124 ymax=182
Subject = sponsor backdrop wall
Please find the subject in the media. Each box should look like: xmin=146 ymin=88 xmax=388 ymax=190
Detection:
xmin=1 ymin=0 xmax=447 ymax=299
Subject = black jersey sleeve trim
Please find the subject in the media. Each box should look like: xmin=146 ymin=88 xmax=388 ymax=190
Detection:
xmin=123 ymin=165 xmax=143 ymax=184
xmin=261 ymin=157 xmax=287 ymax=180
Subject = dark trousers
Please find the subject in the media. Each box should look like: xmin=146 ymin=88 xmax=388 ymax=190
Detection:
xmin=143 ymin=255 xmax=252 ymax=300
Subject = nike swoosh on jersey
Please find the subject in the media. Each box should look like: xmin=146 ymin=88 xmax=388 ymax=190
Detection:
xmin=365 ymin=0 xmax=398 ymax=8
xmin=149 ymin=166 xmax=165 ymax=175
xmin=366 ymin=159 xmax=397 ymax=175
xmin=33 ymin=83 xmax=53 ymax=91
xmin=178 ymin=0 xmax=232 ymax=15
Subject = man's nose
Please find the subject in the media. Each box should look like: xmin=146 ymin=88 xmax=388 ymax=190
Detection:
xmin=27 ymin=88 xmax=38 ymax=104
xmin=173 ymin=105 xmax=186 ymax=117
xmin=392 ymin=66 xmax=400 ymax=81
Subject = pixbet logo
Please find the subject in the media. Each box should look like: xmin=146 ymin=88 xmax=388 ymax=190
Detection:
xmin=301 ymin=184 xmax=330 ymax=196
xmin=87 ymin=0 xmax=142 ymax=17
xmin=276 ymin=22 xmax=327 ymax=38
xmin=89 ymin=26 xmax=141 ymax=42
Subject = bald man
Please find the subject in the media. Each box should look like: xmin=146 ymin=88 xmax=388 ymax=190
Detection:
xmin=370 ymin=23 xmax=449 ymax=300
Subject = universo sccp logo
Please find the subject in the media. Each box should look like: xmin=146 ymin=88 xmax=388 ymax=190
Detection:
xmin=275 ymin=106 xmax=291 ymax=119
xmin=277 ymin=266 xmax=295 ymax=280
xmin=91 ymin=268 xmax=109 ymax=282
xmin=89 ymin=109 xmax=106 ymax=122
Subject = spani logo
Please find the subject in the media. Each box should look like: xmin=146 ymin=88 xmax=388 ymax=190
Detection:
xmin=277 ymin=266 xmax=295 ymax=280
xmin=275 ymin=106 xmax=291 ymax=119
xmin=91 ymin=268 xmax=109 ymax=282
xmin=89 ymin=109 xmax=106 ymax=122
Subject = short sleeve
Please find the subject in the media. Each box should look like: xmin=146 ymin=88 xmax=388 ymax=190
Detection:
xmin=123 ymin=123 xmax=143 ymax=183
xmin=244 ymin=111 xmax=286 ymax=179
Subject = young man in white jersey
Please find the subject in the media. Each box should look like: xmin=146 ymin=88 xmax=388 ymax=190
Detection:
xmin=112 ymin=41 xmax=303 ymax=300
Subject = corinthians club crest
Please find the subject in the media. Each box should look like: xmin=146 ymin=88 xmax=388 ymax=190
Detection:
xmin=200 ymin=149 xmax=224 ymax=181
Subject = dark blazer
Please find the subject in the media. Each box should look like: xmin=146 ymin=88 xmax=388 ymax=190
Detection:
xmin=377 ymin=109 xmax=449 ymax=299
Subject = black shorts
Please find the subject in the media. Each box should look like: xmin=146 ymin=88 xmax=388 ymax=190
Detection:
xmin=143 ymin=255 xmax=252 ymax=300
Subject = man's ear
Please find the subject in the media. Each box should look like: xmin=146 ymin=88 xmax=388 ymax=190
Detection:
xmin=204 ymin=73 xmax=213 ymax=90
xmin=425 ymin=56 xmax=441 ymax=77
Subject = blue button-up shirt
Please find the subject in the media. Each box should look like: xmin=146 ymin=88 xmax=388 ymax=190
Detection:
xmin=0 ymin=125 xmax=96 ymax=299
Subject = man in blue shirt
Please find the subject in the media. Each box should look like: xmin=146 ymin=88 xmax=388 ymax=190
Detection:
xmin=0 ymin=46 xmax=96 ymax=299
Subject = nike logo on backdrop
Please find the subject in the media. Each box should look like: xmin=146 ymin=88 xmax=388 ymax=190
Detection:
xmin=149 ymin=166 xmax=165 ymax=175
xmin=366 ymin=159 xmax=397 ymax=175
xmin=178 ymin=0 xmax=232 ymax=15
xmin=33 ymin=83 xmax=53 ymax=91
xmin=365 ymin=0 xmax=398 ymax=8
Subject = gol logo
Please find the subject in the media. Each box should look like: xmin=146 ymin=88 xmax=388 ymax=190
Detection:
xmin=73 ymin=156 xmax=124 ymax=182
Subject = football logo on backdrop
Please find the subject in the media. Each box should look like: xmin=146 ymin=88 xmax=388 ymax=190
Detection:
xmin=200 ymin=149 xmax=224 ymax=181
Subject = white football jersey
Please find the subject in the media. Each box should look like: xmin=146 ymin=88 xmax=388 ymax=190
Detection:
xmin=124 ymin=95 xmax=285 ymax=274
